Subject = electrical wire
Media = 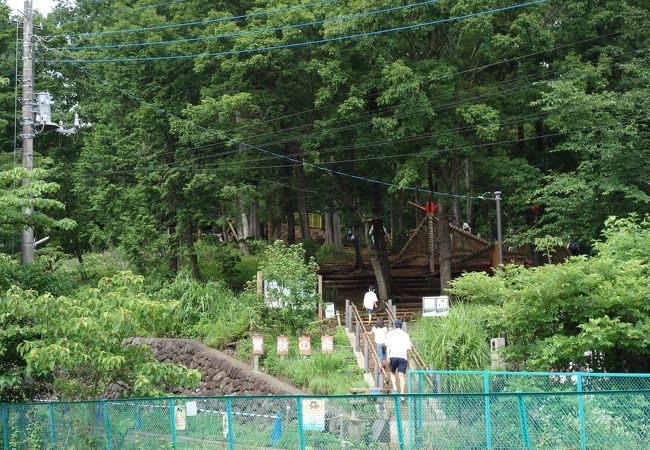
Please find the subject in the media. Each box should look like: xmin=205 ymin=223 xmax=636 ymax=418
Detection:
xmin=75 ymin=66 xmax=485 ymax=199
xmin=45 ymin=0 xmax=337 ymax=38
xmin=46 ymin=0 xmax=442 ymax=51
xmin=51 ymin=0 xmax=189 ymax=27
xmin=43 ymin=0 xmax=548 ymax=63
xmin=71 ymin=46 xmax=645 ymax=173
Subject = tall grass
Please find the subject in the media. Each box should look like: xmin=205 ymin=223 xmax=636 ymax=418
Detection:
xmin=411 ymin=303 xmax=497 ymax=370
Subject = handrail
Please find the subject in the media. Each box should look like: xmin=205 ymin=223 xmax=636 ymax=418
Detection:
xmin=350 ymin=303 xmax=389 ymax=387
xmin=384 ymin=302 xmax=437 ymax=392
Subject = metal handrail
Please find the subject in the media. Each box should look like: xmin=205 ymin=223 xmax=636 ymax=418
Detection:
xmin=384 ymin=302 xmax=437 ymax=392
xmin=350 ymin=303 xmax=389 ymax=388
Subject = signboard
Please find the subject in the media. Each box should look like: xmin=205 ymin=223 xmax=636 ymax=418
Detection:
xmin=423 ymin=296 xmax=449 ymax=317
xmin=277 ymin=335 xmax=289 ymax=356
xmin=302 ymin=399 xmax=325 ymax=431
xmin=298 ymin=336 xmax=311 ymax=356
xmin=324 ymin=302 xmax=335 ymax=319
xmin=321 ymin=335 xmax=334 ymax=354
xmin=263 ymin=279 xmax=316 ymax=309
xmin=174 ymin=405 xmax=186 ymax=431
xmin=252 ymin=335 xmax=264 ymax=355
xmin=186 ymin=401 xmax=197 ymax=417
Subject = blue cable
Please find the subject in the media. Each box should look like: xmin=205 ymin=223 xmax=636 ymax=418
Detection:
xmin=75 ymin=66 xmax=484 ymax=200
xmin=51 ymin=0 xmax=189 ymax=27
xmin=49 ymin=0 xmax=441 ymax=52
xmin=44 ymin=0 xmax=547 ymax=64
xmin=45 ymin=0 xmax=336 ymax=38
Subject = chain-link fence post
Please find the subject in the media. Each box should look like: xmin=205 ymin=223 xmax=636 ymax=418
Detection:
xmin=577 ymin=373 xmax=587 ymax=450
xmin=168 ymin=399 xmax=177 ymax=449
xmin=102 ymin=401 xmax=111 ymax=450
xmin=484 ymin=370 xmax=492 ymax=450
xmin=296 ymin=397 xmax=306 ymax=450
xmin=2 ymin=404 xmax=9 ymax=450
xmin=393 ymin=396 xmax=405 ymax=450
xmin=517 ymin=393 xmax=530 ymax=449
xmin=225 ymin=397 xmax=235 ymax=450
xmin=48 ymin=403 xmax=55 ymax=448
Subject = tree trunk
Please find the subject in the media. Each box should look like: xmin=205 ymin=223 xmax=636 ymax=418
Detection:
xmin=465 ymin=158 xmax=472 ymax=225
xmin=324 ymin=206 xmax=334 ymax=245
xmin=167 ymin=190 xmax=179 ymax=275
xmin=333 ymin=211 xmax=343 ymax=254
xmin=248 ymin=198 xmax=259 ymax=238
xmin=368 ymin=186 xmax=393 ymax=306
xmin=186 ymin=220 xmax=199 ymax=279
xmin=438 ymin=214 xmax=452 ymax=295
xmin=295 ymin=162 xmax=311 ymax=241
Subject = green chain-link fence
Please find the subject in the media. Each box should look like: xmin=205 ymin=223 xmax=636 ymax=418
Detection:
xmin=407 ymin=370 xmax=650 ymax=449
xmin=2 ymin=388 xmax=650 ymax=448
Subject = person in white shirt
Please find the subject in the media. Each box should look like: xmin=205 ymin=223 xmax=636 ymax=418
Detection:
xmin=363 ymin=285 xmax=378 ymax=324
xmin=386 ymin=319 xmax=411 ymax=394
xmin=370 ymin=317 xmax=388 ymax=366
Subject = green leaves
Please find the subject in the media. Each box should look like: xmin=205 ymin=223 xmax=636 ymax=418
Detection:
xmin=0 ymin=272 xmax=198 ymax=401
xmin=450 ymin=214 xmax=650 ymax=372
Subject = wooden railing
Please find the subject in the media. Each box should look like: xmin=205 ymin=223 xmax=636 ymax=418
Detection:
xmin=345 ymin=300 xmax=388 ymax=390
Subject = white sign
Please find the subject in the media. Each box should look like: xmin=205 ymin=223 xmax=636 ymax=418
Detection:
xmin=423 ymin=296 xmax=449 ymax=317
xmin=302 ymin=399 xmax=325 ymax=431
xmin=263 ymin=279 xmax=316 ymax=309
xmin=321 ymin=335 xmax=334 ymax=354
xmin=186 ymin=401 xmax=197 ymax=417
xmin=324 ymin=302 xmax=335 ymax=319
xmin=174 ymin=405 xmax=186 ymax=431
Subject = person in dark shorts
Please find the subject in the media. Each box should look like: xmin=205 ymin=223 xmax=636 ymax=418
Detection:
xmin=386 ymin=319 xmax=411 ymax=394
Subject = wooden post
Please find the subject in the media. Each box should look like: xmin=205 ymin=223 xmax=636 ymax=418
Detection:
xmin=364 ymin=339 xmax=370 ymax=372
xmin=345 ymin=299 xmax=350 ymax=331
xmin=256 ymin=271 xmax=263 ymax=296
xmin=355 ymin=320 xmax=360 ymax=352
xmin=317 ymin=275 xmax=323 ymax=319
xmin=427 ymin=214 xmax=436 ymax=273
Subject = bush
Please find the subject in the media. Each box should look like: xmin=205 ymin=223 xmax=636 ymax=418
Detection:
xmin=262 ymin=327 xmax=366 ymax=394
xmin=155 ymin=273 xmax=258 ymax=346
xmin=195 ymin=240 xmax=259 ymax=289
xmin=0 ymin=254 xmax=74 ymax=296
xmin=411 ymin=303 xmax=496 ymax=370
xmin=257 ymin=241 xmax=320 ymax=335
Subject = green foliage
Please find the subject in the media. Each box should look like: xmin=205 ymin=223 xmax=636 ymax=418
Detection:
xmin=195 ymin=240 xmax=259 ymax=289
xmin=0 ymin=272 xmax=200 ymax=401
xmin=0 ymin=253 xmax=73 ymax=297
xmin=257 ymin=241 xmax=320 ymax=335
xmin=411 ymin=303 xmax=495 ymax=370
xmin=156 ymin=272 xmax=258 ymax=348
xmin=263 ymin=327 xmax=366 ymax=394
xmin=450 ymin=215 xmax=650 ymax=372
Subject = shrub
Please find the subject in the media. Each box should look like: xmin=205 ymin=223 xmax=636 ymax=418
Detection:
xmin=411 ymin=303 xmax=496 ymax=370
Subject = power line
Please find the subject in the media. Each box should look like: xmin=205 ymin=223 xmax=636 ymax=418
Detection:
xmin=51 ymin=0 xmax=189 ymax=27
xmin=72 ymin=46 xmax=644 ymax=173
xmin=45 ymin=0 xmax=336 ymax=38
xmin=44 ymin=0 xmax=548 ymax=64
xmin=46 ymin=0 xmax=441 ymax=52
xmin=75 ymin=66 xmax=484 ymax=199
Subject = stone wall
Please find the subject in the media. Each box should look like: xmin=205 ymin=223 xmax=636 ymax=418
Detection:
xmin=127 ymin=337 xmax=301 ymax=396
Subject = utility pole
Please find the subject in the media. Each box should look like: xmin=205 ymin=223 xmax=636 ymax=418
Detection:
xmin=20 ymin=0 xmax=34 ymax=264
xmin=494 ymin=191 xmax=503 ymax=269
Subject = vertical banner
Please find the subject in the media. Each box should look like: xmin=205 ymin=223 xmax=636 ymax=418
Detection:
xmin=321 ymin=335 xmax=334 ymax=354
xmin=298 ymin=336 xmax=311 ymax=356
xmin=252 ymin=335 xmax=264 ymax=355
xmin=277 ymin=335 xmax=289 ymax=356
